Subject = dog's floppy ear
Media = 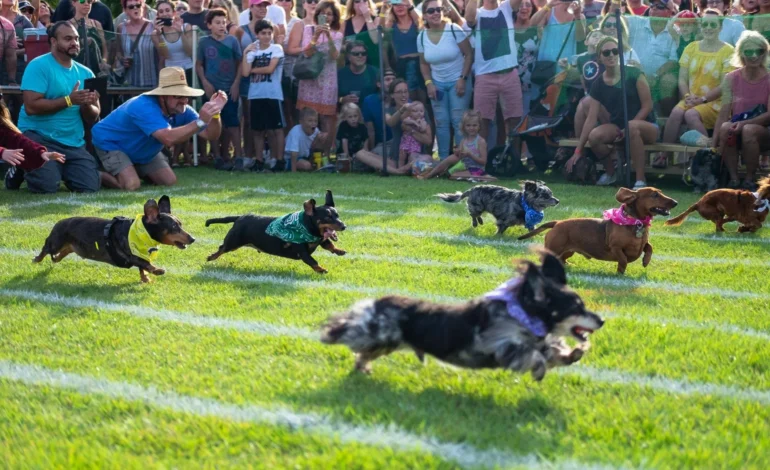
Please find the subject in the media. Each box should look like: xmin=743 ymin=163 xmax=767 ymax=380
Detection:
xmin=325 ymin=190 xmax=335 ymax=207
xmin=540 ymin=251 xmax=567 ymax=285
xmin=521 ymin=262 xmax=546 ymax=303
xmin=523 ymin=180 xmax=537 ymax=192
xmin=144 ymin=199 xmax=160 ymax=223
xmin=158 ymin=195 xmax=171 ymax=214
xmin=616 ymin=188 xmax=637 ymax=204
xmin=303 ymin=199 xmax=317 ymax=216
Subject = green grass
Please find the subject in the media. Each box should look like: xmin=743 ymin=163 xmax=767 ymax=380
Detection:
xmin=1 ymin=170 xmax=769 ymax=469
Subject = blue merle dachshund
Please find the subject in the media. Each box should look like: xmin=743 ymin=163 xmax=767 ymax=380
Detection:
xmin=437 ymin=182 xmax=560 ymax=235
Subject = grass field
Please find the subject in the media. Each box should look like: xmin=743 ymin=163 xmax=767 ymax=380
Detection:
xmin=1 ymin=169 xmax=769 ymax=469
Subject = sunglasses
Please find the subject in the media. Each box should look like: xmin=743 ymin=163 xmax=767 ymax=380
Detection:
xmin=171 ymin=95 xmax=190 ymax=100
xmin=601 ymin=48 xmax=620 ymax=57
xmin=424 ymin=6 xmax=442 ymax=14
xmin=126 ymin=4 xmax=142 ymax=10
xmin=602 ymin=22 xmax=617 ymax=28
xmin=350 ymin=51 xmax=367 ymax=56
xmin=176 ymin=6 xmax=188 ymax=10
xmin=277 ymin=0 xmax=292 ymax=2
xmin=78 ymin=0 xmax=94 ymax=4
xmin=744 ymin=48 xmax=766 ymax=57
xmin=651 ymin=3 xmax=667 ymax=9
xmin=701 ymin=21 xmax=719 ymax=29
xmin=305 ymin=0 xmax=320 ymax=4
xmin=354 ymin=0 xmax=366 ymax=3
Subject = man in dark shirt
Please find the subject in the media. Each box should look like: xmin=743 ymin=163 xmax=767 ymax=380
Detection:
xmin=52 ymin=0 xmax=114 ymax=32
xmin=181 ymin=0 xmax=209 ymax=32
xmin=338 ymin=40 xmax=379 ymax=107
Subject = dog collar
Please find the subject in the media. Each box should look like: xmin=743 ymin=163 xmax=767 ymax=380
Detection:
xmin=520 ymin=195 xmax=544 ymax=231
xmin=603 ymin=204 xmax=652 ymax=228
xmin=265 ymin=211 xmax=323 ymax=244
xmin=753 ymin=192 xmax=770 ymax=213
xmin=128 ymin=214 xmax=160 ymax=263
xmin=484 ymin=277 xmax=547 ymax=338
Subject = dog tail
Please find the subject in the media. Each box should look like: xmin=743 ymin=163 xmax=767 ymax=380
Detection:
xmin=205 ymin=216 xmax=240 ymax=227
xmin=517 ymin=221 xmax=558 ymax=240
xmin=320 ymin=299 xmax=403 ymax=349
xmin=436 ymin=190 xmax=471 ymax=203
xmin=665 ymin=204 xmax=698 ymax=226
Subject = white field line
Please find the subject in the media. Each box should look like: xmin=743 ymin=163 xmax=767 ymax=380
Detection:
xmin=1 ymin=284 xmax=769 ymax=346
xmin=2 ymin=191 xmax=750 ymax=227
xmin=3 ymin=242 xmax=770 ymax=302
xmin=0 ymin=361 xmax=607 ymax=470
xmin=558 ymin=366 xmax=770 ymax=405
xmin=1 ymin=292 xmax=770 ymax=407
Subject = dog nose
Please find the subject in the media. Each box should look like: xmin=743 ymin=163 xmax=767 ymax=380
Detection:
xmin=338 ymin=222 xmax=347 ymax=231
xmin=671 ymin=199 xmax=678 ymax=208
xmin=189 ymin=236 xmax=196 ymax=244
xmin=553 ymin=197 xmax=560 ymax=205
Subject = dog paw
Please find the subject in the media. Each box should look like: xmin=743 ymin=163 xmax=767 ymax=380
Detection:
xmin=565 ymin=347 xmax=585 ymax=365
xmin=355 ymin=363 xmax=373 ymax=374
xmin=140 ymin=276 xmax=152 ymax=284
xmin=334 ymin=249 xmax=347 ymax=256
xmin=152 ymin=268 xmax=166 ymax=276
xmin=313 ymin=266 xmax=328 ymax=274
xmin=531 ymin=362 xmax=547 ymax=382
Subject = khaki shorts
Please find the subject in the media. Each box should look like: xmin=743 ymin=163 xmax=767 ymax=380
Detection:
xmin=96 ymin=148 xmax=170 ymax=178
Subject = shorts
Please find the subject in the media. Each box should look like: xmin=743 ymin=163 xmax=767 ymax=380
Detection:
xmin=95 ymin=147 xmax=170 ymax=177
xmin=220 ymin=97 xmax=240 ymax=128
xmin=474 ymin=69 xmax=523 ymax=121
xmin=285 ymin=156 xmax=309 ymax=171
xmin=250 ymin=98 xmax=286 ymax=131
xmin=676 ymin=99 xmax=720 ymax=130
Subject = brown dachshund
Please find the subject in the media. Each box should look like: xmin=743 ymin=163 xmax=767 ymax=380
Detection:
xmin=519 ymin=187 xmax=678 ymax=274
xmin=665 ymin=177 xmax=770 ymax=233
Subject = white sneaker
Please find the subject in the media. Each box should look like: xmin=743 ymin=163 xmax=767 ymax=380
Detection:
xmin=633 ymin=180 xmax=647 ymax=190
xmin=596 ymin=173 xmax=617 ymax=186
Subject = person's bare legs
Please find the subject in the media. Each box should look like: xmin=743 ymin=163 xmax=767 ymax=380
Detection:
xmin=241 ymin=98 xmax=254 ymax=159
xmin=320 ymin=114 xmax=336 ymax=157
xmin=225 ymin=127 xmax=242 ymax=159
xmin=418 ymin=154 xmax=460 ymax=179
xmin=353 ymin=149 xmax=412 ymax=175
xmin=253 ymin=130 xmax=266 ymax=165
xmin=145 ymin=167 xmax=177 ymax=186
xmin=113 ymin=165 xmax=142 ymax=191
xmin=660 ymin=106 xmax=686 ymax=163
xmin=100 ymin=171 xmax=121 ymax=189
xmin=267 ymin=129 xmax=285 ymax=163
xmin=627 ymin=120 xmax=659 ymax=183
xmin=740 ymin=124 xmax=770 ymax=184
xmin=718 ymin=121 xmax=740 ymax=183
xmin=587 ymin=124 xmax=621 ymax=176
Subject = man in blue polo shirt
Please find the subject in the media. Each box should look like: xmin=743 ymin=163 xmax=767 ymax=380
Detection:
xmin=92 ymin=66 xmax=226 ymax=191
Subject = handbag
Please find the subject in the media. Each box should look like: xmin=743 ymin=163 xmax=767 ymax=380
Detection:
xmin=530 ymin=21 xmax=575 ymax=87
xmin=293 ymin=26 xmax=326 ymax=80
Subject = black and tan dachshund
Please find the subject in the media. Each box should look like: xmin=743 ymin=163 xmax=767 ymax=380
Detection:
xmin=205 ymin=190 xmax=347 ymax=273
xmin=33 ymin=196 xmax=194 ymax=283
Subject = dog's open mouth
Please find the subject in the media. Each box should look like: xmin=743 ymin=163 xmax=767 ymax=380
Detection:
xmin=174 ymin=242 xmax=189 ymax=249
xmin=651 ymin=207 xmax=671 ymax=216
xmin=323 ymin=229 xmax=338 ymax=242
xmin=571 ymin=326 xmax=594 ymax=342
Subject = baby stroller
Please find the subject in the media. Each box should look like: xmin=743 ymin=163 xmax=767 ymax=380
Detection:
xmin=486 ymin=69 xmax=583 ymax=176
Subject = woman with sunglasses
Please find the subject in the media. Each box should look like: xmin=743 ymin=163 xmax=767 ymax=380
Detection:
xmin=567 ymin=36 xmax=658 ymax=188
xmin=116 ymin=0 xmax=160 ymax=87
xmin=385 ymin=0 xmax=425 ymax=102
xmin=744 ymin=0 xmax=770 ymax=42
xmin=696 ymin=0 xmax=745 ymax=46
xmin=596 ymin=14 xmax=640 ymax=66
xmin=712 ymin=31 xmax=770 ymax=190
xmin=69 ymin=0 xmax=110 ymax=76
xmin=660 ymin=9 xmax=733 ymax=166
xmin=156 ymin=1 xmax=193 ymax=83
xmin=417 ymin=0 xmax=472 ymax=160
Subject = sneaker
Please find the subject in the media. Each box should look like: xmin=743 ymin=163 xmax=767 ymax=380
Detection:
xmin=596 ymin=173 xmax=617 ymax=186
xmin=214 ymin=157 xmax=233 ymax=171
xmin=272 ymin=160 xmax=286 ymax=172
xmin=232 ymin=157 xmax=253 ymax=172
xmin=5 ymin=166 xmax=24 ymax=190
xmin=250 ymin=160 xmax=266 ymax=172
xmin=633 ymin=180 xmax=647 ymax=190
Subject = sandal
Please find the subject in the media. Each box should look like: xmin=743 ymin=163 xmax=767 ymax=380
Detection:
xmin=652 ymin=153 xmax=668 ymax=169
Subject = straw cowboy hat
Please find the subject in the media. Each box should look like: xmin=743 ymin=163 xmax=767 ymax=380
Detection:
xmin=144 ymin=67 xmax=204 ymax=97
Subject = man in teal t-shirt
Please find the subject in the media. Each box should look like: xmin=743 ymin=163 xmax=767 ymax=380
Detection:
xmin=9 ymin=21 xmax=101 ymax=194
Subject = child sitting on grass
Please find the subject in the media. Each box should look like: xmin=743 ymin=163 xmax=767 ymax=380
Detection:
xmin=285 ymin=107 xmax=328 ymax=172
xmin=418 ymin=110 xmax=495 ymax=181
xmin=335 ymin=102 xmax=369 ymax=159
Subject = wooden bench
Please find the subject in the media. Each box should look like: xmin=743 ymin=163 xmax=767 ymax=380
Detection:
xmin=556 ymin=138 xmax=708 ymax=175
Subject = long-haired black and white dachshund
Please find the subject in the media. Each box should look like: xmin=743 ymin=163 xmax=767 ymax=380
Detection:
xmin=321 ymin=250 xmax=603 ymax=381
xmin=437 ymin=182 xmax=560 ymax=234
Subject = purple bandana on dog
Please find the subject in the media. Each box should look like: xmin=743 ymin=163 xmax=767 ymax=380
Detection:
xmin=484 ymin=277 xmax=547 ymax=337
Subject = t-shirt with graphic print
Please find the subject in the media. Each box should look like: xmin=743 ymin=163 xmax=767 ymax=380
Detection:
xmin=472 ymin=1 xmax=518 ymax=75
xmin=245 ymin=43 xmax=284 ymax=100
xmin=197 ymin=35 xmax=243 ymax=91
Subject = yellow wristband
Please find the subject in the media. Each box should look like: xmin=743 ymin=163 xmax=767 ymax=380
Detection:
xmin=424 ymin=79 xmax=433 ymax=86
xmin=309 ymin=41 xmax=316 ymax=47
xmin=212 ymin=114 xmax=221 ymax=120
xmin=65 ymin=95 xmax=72 ymax=107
